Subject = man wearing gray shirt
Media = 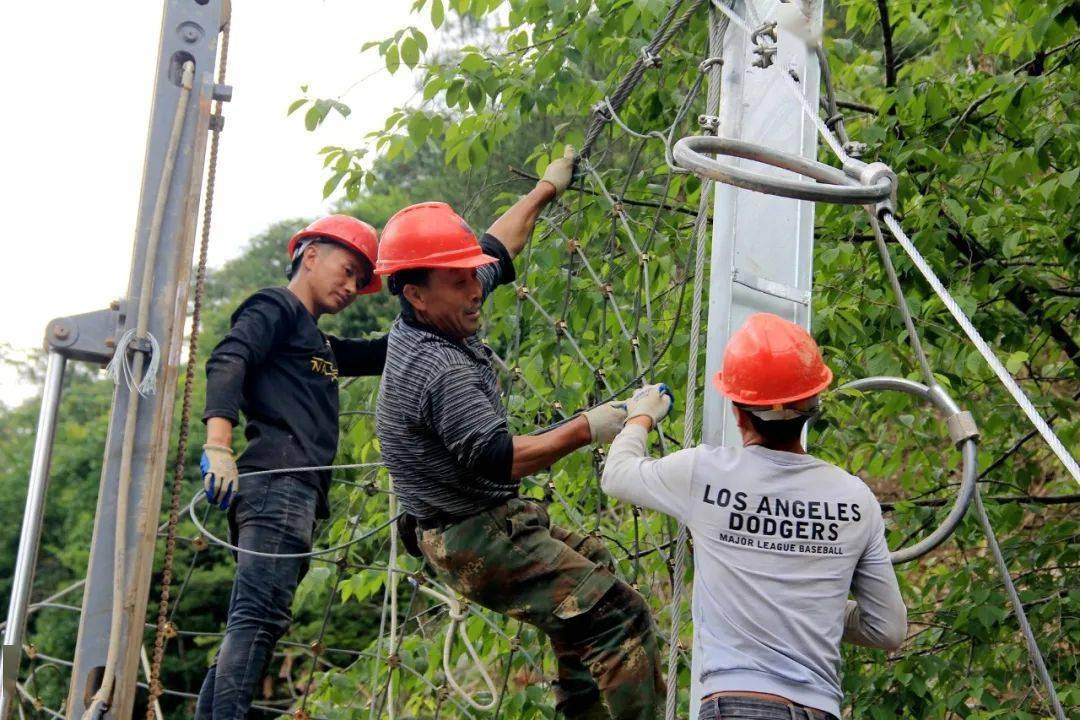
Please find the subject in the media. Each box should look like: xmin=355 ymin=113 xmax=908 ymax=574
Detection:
xmin=602 ymin=313 xmax=907 ymax=720
xmin=374 ymin=149 xmax=665 ymax=720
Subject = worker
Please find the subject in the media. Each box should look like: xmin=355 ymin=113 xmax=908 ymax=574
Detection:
xmin=195 ymin=214 xmax=388 ymax=718
xmin=602 ymin=313 xmax=907 ymax=720
xmin=374 ymin=147 xmax=665 ymax=720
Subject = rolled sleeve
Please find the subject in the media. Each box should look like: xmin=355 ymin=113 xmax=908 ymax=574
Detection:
xmin=477 ymin=233 xmax=516 ymax=297
xmin=421 ymin=363 xmax=514 ymax=487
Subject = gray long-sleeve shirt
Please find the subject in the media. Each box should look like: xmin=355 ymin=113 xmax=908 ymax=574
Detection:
xmin=602 ymin=425 xmax=907 ymax=717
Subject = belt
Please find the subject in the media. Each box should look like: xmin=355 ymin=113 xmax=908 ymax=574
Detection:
xmin=414 ymin=498 xmax=511 ymax=531
xmin=416 ymin=511 xmax=475 ymax=531
xmin=702 ymin=692 xmax=834 ymax=720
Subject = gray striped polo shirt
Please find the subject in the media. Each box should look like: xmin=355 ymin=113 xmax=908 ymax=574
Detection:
xmin=375 ymin=235 xmax=518 ymax=519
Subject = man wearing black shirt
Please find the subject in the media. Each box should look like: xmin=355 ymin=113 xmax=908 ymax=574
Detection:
xmin=195 ymin=214 xmax=386 ymax=719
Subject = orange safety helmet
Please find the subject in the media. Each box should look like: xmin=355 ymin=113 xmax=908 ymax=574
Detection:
xmin=714 ymin=313 xmax=833 ymax=407
xmin=287 ymin=215 xmax=382 ymax=294
xmin=375 ymin=202 xmax=498 ymax=276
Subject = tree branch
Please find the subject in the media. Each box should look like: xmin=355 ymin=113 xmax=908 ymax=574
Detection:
xmin=881 ymin=494 xmax=1080 ymax=512
xmin=507 ymin=166 xmax=700 ymax=217
xmin=875 ymin=0 xmax=897 ymax=87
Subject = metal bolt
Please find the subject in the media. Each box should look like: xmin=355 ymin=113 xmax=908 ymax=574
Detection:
xmin=164 ymin=622 xmax=178 ymax=639
xmin=192 ymin=534 xmax=208 ymax=552
xmin=105 ymin=337 xmax=116 ymax=349
xmin=52 ymin=325 xmax=69 ymax=340
xmin=109 ymin=299 xmax=120 ymax=311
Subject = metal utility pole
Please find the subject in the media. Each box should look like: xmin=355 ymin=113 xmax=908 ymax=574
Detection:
xmin=60 ymin=2 xmax=229 ymax=718
xmin=702 ymin=0 xmax=824 ymax=447
xmin=693 ymin=0 xmax=825 ymax=707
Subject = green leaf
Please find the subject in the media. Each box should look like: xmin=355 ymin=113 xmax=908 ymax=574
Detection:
xmin=1004 ymin=350 xmax=1029 ymax=374
xmin=431 ymin=0 xmax=445 ymax=28
xmin=286 ymin=98 xmax=307 ymax=116
xmin=400 ymin=37 xmax=420 ymax=68
xmin=385 ymin=43 xmax=400 ymax=74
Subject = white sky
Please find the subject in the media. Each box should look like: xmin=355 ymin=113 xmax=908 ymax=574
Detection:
xmin=0 ymin=1 xmax=424 ymax=407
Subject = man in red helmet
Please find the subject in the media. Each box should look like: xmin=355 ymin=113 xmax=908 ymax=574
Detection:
xmin=374 ymin=147 xmax=665 ymax=720
xmin=195 ymin=214 xmax=388 ymax=718
xmin=603 ymin=313 xmax=907 ymax=720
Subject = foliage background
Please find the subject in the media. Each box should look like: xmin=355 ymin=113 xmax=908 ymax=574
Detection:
xmin=1 ymin=0 xmax=1076 ymax=717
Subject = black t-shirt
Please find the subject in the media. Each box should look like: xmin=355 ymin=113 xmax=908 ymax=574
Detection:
xmin=203 ymin=286 xmax=386 ymax=517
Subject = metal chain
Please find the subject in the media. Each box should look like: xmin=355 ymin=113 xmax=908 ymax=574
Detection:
xmin=145 ymin=16 xmax=232 ymax=714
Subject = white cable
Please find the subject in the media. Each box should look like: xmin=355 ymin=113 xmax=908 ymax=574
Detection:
xmin=881 ymin=213 xmax=1079 ymax=483
xmin=104 ymin=329 xmax=161 ymax=397
xmin=414 ymin=585 xmax=498 ymax=712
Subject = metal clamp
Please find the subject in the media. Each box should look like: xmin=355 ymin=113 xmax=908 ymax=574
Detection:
xmin=673 ymin=135 xmax=894 ymax=205
xmin=751 ymin=21 xmax=778 ymax=69
xmin=838 ymin=377 xmax=979 ymax=565
xmin=752 ymin=45 xmax=777 ymax=69
xmin=698 ymin=114 xmax=720 ymax=133
xmin=591 ymin=99 xmax=613 ymax=121
xmin=698 ymin=56 xmax=723 ymax=73
xmin=842 ymin=158 xmax=897 ymax=217
xmin=640 ymin=47 xmax=662 ymax=68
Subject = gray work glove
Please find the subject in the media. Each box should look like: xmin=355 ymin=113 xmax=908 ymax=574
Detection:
xmin=625 ymin=383 xmax=674 ymax=426
xmin=201 ymin=443 xmax=239 ymax=510
xmin=538 ymin=145 xmax=576 ymax=195
xmin=583 ymin=400 xmax=629 ymax=444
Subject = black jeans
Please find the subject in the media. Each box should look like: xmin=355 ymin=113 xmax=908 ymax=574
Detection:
xmin=195 ymin=475 xmax=317 ymax=719
xmin=699 ymin=697 xmax=837 ymax=720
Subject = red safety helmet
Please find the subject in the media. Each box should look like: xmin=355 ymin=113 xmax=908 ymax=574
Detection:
xmin=287 ymin=215 xmax=382 ymax=295
xmin=375 ymin=201 xmax=498 ymax=276
xmin=713 ymin=313 xmax=833 ymax=407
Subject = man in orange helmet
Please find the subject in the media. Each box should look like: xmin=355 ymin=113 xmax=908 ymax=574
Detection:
xmin=196 ymin=214 xmax=388 ymax=718
xmin=603 ymin=313 xmax=907 ymax=720
xmin=375 ymin=147 xmax=665 ymax=720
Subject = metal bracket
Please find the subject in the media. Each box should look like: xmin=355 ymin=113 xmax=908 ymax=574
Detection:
xmin=45 ymin=304 xmax=125 ymax=365
xmin=212 ymin=83 xmax=233 ymax=102
xmin=732 ymin=269 xmax=811 ymax=305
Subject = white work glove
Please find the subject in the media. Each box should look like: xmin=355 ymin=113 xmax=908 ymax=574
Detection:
xmin=201 ymin=443 xmax=238 ymax=510
xmin=583 ymin=401 xmax=629 ymax=444
xmin=625 ymin=384 xmax=674 ymax=426
xmin=538 ymin=145 xmax=576 ymax=195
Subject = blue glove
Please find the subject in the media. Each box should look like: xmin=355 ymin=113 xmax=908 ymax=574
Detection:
xmin=201 ymin=444 xmax=238 ymax=510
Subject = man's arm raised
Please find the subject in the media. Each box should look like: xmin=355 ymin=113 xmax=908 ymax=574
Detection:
xmin=486 ymin=146 xmax=575 ymax=259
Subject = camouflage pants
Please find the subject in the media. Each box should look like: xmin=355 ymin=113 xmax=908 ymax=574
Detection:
xmin=418 ymin=497 xmax=664 ymax=720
